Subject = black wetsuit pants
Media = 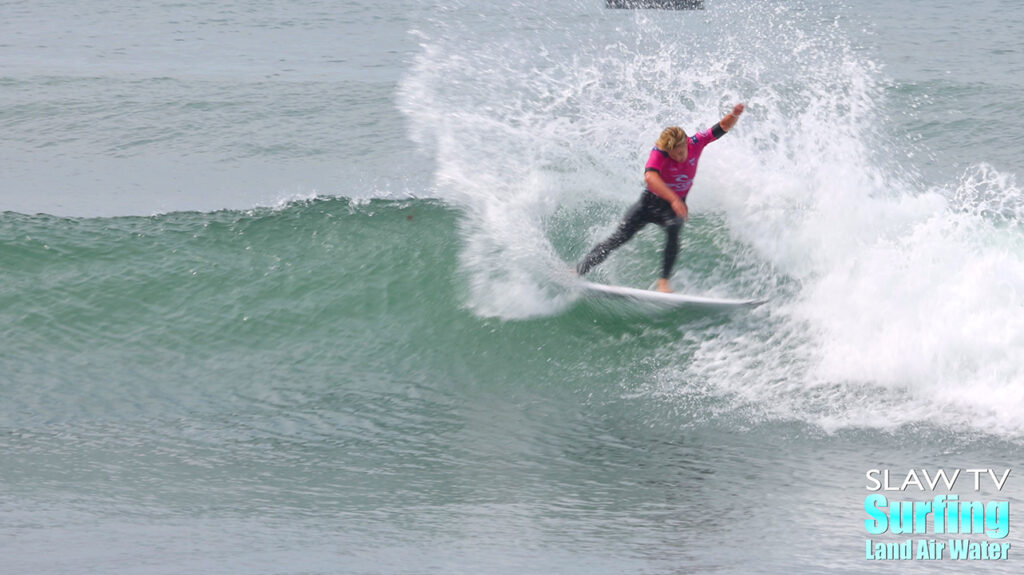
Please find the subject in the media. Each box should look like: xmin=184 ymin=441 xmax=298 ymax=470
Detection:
xmin=576 ymin=190 xmax=684 ymax=279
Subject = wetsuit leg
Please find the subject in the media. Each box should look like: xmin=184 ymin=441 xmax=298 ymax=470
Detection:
xmin=635 ymin=191 xmax=684 ymax=280
xmin=659 ymin=216 xmax=684 ymax=279
xmin=576 ymin=199 xmax=650 ymax=275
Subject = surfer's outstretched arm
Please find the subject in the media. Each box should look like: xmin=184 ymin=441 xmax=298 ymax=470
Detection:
xmin=712 ymin=103 xmax=745 ymax=138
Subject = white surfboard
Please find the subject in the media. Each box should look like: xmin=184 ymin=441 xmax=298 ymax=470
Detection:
xmin=579 ymin=280 xmax=766 ymax=310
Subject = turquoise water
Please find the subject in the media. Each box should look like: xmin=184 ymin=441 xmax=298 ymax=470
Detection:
xmin=4 ymin=1 xmax=1024 ymax=573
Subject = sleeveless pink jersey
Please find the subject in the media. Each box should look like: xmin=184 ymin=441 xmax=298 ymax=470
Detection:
xmin=644 ymin=128 xmax=718 ymax=200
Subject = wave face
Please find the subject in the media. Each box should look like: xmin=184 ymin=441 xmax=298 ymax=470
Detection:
xmin=1 ymin=201 xmax=459 ymax=421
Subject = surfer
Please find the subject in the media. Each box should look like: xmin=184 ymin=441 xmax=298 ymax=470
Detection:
xmin=576 ymin=103 xmax=745 ymax=292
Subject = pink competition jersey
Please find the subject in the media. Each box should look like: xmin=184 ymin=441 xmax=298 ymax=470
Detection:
xmin=644 ymin=128 xmax=718 ymax=200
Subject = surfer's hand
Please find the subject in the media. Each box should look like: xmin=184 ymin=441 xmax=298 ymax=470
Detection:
xmin=720 ymin=103 xmax=745 ymax=132
xmin=671 ymin=198 xmax=688 ymax=220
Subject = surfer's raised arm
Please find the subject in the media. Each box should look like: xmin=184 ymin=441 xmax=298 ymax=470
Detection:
xmin=713 ymin=103 xmax=745 ymax=137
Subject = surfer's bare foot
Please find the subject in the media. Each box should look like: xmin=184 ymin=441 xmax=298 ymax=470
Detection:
xmin=655 ymin=278 xmax=672 ymax=293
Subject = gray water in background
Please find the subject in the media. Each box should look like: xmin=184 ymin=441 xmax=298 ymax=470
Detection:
xmin=852 ymin=0 xmax=1024 ymax=181
xmin=2 ymin=0 xmax=1022 ymax=216
xmin=1 ymin=0 xmax=428 ymax=216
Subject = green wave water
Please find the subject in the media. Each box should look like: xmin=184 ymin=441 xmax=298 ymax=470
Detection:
xmin=6 ymin=199 xmax=1023 ymax=575
xmin=1 ymin=197 xmax=768 ymax=427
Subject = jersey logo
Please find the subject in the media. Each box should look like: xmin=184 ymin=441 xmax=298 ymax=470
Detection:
xmin=670 ymin=174 xmax=693 ymax=192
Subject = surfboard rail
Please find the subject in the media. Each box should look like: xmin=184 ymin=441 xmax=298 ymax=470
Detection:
xmin=578 ymin=280 xmax=766 ymax=309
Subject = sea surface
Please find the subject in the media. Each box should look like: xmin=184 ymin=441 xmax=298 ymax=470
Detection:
xmin=3 ymin=0 xmax=1024 ymax=573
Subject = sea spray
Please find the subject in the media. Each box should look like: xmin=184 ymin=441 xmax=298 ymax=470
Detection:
xmin=401 ymin=0 xmax=1024 ymax=435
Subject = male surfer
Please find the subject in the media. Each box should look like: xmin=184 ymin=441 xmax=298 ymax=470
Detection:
xmin=576 ymin=103 xmax=745 ymax=292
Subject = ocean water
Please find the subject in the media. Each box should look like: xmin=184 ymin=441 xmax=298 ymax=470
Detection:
xmin=3 ymin=0 xmax=1024 ymax=573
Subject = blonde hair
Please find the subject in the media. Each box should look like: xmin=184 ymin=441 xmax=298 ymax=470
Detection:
xmin=655 ymin=126 xmax=688 ymax=151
